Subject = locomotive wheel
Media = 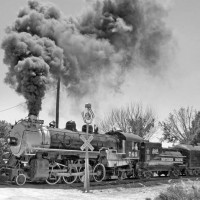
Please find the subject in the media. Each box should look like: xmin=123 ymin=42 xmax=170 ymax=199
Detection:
xmin=170 ymin=167 xmax=180 ymax=178
xmin=158 ymin=171 xmax=168 ymax=177
xmin=78 ymin=165 xmax=93 ymax=182
xmin=93 ymin=163 xmax=106 ymax=182
xmin=157 ymin=171 xmax=162 ymax=177
xmin=14 ymin=174 xmax=26 ymax=186
xmin=164 ymin=171 xmax=169 ymax=177
xmin=118 ymin=170 xmax=127 ymax=180
xmin=187 ymin=170 xmax=193 ymax=176
xmin=143 ymin=171 xmax=152 ymax=180
xmin=136 ymin=169 xmax=143 ymax=179
xmin=62 ymin=166 xmax=78 ymax=184
xmin=78 ymin=167 xmax=85 ymax=182
xmin=193 ymin=169 xmax=199 ymax=176
xmin=46 ymin=163 xmax=61 ymax=185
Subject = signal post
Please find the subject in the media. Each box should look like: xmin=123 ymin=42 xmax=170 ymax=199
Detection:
xmin=81 ymin=103 xmax=94 ymax=193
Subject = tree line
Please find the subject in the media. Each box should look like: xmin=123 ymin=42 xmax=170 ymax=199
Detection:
xmin=98 ymin=103 xmax=200 ymax=145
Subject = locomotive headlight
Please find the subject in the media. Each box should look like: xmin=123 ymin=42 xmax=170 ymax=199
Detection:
xmin=7 ymin=137 xmax=18 ymax=146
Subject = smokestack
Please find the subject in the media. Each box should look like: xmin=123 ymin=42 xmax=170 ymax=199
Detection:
xmin=56 ymin=76 xmax=60 ymax=128
xmin=28 ymin=114 xmax=37 ymax=122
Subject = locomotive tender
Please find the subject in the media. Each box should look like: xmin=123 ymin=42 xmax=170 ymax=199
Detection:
xmin=1 ymin=115 xmax=200 ymax=186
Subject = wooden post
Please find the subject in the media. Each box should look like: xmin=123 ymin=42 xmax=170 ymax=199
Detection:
xmin=56 ymin=76 xmax=60 ymax=128
xmin=84 ymin=123 xmax=90 ymax=192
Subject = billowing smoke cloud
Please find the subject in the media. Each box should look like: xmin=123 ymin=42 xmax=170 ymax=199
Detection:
xmin=2 ymin=31 xmax=64 ymax=115
xmin=78 ymin=0 xmax=172 ymax=68
xmin=1 ymin=0 xmax=173 ymax=116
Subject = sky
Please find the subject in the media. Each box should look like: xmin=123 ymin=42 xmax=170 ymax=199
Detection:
xmin=0 ymin=0 xmax=200 ymax=135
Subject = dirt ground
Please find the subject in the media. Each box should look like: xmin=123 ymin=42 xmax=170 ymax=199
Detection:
xmin=0 ymin=179 xmax=199 ymax=200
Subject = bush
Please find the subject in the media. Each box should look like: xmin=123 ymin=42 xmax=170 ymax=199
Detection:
xmin=153 ymin=182 xmax=200 ymax=200
xmin=0 ymin=120 xmax=11 ymax=156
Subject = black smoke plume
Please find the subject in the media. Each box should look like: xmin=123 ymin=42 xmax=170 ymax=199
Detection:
xmin=1 ymin=0 xmax=173 ymax=116
xmin=78 ymin=0 xmax=172 ymax=67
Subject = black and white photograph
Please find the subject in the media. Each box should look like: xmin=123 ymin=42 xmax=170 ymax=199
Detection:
xmin=0 ymin=0 xmax=200 ymax=199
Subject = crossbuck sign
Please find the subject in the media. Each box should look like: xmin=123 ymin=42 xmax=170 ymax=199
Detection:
xmin=80 ymin=135 xmax=94 ymax=151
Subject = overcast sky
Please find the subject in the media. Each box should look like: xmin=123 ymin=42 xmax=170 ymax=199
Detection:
xmin=0 ymin=0 xmax=200 ymax=130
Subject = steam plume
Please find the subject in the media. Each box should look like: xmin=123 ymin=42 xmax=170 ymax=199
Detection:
xmin=1 ymin=0 xmax=173 ymax=116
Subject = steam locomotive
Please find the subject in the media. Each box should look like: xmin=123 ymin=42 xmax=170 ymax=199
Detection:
xmin=1 ymin=115 xmax=200 ymax=186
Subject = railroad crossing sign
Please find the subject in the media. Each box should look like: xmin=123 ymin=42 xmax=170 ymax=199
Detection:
xmin=81 ymin=104 xmax=95 ymax=124
xmin=80 ymin=135 xmax=94 ymax=151
xmin=81 ymin=103 xmax=95 ymax=193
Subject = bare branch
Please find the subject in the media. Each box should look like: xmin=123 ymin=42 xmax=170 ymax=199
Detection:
xmin=159 ymin=106 xmax=196 ymax=144
xmin=98 ymin=103 xmax=156 ymax=139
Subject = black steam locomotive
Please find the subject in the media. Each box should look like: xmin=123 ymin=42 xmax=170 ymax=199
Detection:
xmin=1 ymin=115 xmax=200 ymax=186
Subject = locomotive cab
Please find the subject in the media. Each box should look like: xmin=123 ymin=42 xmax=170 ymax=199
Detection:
xmin=105 ymin=131 xmax=143 ymax=159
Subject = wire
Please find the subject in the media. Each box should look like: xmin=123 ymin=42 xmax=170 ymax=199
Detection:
xmin=0 ymin=87 xmax=58 ymax=113
xmin=0 ymin=102 xmax=26 ymax=113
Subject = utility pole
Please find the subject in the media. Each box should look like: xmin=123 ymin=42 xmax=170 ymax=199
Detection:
xmin=56 ymin=76 xmax=60 ymax=128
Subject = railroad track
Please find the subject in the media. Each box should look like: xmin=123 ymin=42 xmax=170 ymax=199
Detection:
xmin=1 ymin=175 xmax=199 ymax=188
xmin=45 ymin=175 xmax=200 ymax=189
xmin=82 ymin=175 xmax=200 ymax=189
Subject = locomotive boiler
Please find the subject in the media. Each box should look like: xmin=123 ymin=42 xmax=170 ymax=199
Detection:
xmin=8 ymin=115 xmax=118 ymax=157
xmin=3 ymin=115 xmax=143 ymax=185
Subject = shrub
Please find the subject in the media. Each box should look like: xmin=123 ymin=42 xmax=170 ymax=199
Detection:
xmin=0 ymin=120 xmax=11 ymax=155
xmin=153 ymin=182 xmax=200 ymax=200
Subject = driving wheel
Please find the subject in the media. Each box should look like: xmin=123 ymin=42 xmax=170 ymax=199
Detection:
xmin=46 ymin=163 xmax=61 ymax=185
xmin=93 ymin=163 xmax=106 ymax=182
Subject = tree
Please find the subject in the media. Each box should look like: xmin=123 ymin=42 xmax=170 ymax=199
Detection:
xmin=0 ymin=120 xmax=11 ymax=155
xmin=0 ymin=120 xmax=11 ymax=138
xmin=190 ymin=111 xmax=200 ymax=145
xmin=159 ymin=107 xmax=196 ymax=144
xmin=98 ymin=103 xmax=156 ymax=139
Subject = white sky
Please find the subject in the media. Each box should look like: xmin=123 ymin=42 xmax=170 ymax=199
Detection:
xmin=0 ymin=0 xmax=200 ymax=132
